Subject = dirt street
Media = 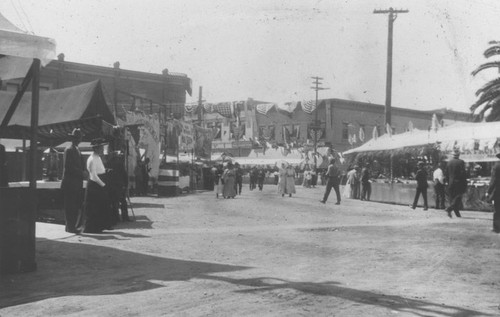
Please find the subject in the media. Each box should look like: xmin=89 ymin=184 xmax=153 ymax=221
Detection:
xmin=1 ymin=185 xmax=500 ymax=316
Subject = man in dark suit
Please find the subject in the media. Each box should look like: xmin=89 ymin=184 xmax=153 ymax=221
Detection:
xmin=320 ymin=158 xmax=341 ymax=205
xmin=61 ymin=128 xmax=85 ymax=233
xmin=485 ymin=152 xmax=500 ymax=233
xmin=0 ymin=140 xmax=8 ymax=187
xmin=445 ymin=149 xmax=467 ymax=218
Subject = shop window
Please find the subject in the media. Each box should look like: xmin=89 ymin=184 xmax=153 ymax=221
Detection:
xmin=342 ymin=123 xmax=349 ymax=140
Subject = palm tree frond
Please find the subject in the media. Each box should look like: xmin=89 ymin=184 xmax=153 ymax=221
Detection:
xmin=475 ymin=77 xmax=500 ymax=96
xmin=471 ymin=61 xmax=500 ymax=76
xmin=484 ymin=45 xmax=500 ymax=58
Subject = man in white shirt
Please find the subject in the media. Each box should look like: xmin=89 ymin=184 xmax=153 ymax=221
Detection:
xmin=433 ymin=161 xmax=446 ymax=210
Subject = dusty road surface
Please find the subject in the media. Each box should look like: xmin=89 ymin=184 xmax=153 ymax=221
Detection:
xmin=1 ymin=185 xmax=500 ymax=316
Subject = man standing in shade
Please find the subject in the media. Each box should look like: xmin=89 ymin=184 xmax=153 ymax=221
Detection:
xmin=61 ymin=128 xmax=85 ymax=233
xmin=485 ymin=152 xmax=500 ymax=233
xmin=320 ymin=158 xmax=341 ymax=205
xmin=445 ymin=149 xmax=467 ymax=218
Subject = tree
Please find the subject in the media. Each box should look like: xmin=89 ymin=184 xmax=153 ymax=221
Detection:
xmin=470 ymin=41 xmax=500 ymax=121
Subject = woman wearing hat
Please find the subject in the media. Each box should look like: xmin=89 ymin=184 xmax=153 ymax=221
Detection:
xmin=80 ymin=138 xmax=112 ymax=233
xmin=222 ymin=161 xmax=237 ymax=198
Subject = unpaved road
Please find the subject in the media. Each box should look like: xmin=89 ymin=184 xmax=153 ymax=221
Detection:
xmin=1 ymin=185 xmax=500 ymax=316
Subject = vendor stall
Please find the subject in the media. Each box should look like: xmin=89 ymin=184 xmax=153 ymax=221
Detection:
xmin=343 ymin=121 xmax=500 ymax=211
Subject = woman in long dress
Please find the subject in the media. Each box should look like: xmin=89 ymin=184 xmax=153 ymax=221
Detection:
xmin=222 ymin=162 xmax=237 ymax=198
xmin=285 ymin=165 xmax=297 ymax=197
xmin=277 ymin=162 xmax=287 ymax=197
xmin=213 ymin=164 xmax=224 ymax=198
xmin=79 ymin=138 xmax=112 ymax=233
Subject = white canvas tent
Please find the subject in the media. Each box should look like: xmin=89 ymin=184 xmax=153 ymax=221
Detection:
xmin=343 ymin=121 xmax=500 ymax=162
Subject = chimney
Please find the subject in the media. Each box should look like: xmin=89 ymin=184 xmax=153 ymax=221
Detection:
xmin=162 ymin=68 xmax=169 ymax=76
xmin=113 ymin=61 xmax=120 ymax=69
xmin=57 ymin=53 xmax=65 ymax=61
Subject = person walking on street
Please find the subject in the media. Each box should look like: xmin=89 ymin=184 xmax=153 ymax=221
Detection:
xmin=257 ymin=167 xmax=266 ymax=191
xmin=285 ymin=164 xmax=296 ymax=197
xmin=411 ymin=161 xmax=429 ymax=210
xmin=61 ymin=128 xmax=85 ymax=233
xmin=445 ymin=149 xmax=467 ymax=218
xmin=234 ymin=162 xmax=243 ymax=195
xmin=360 ymin=163 xmax=372 ymax=201
xmin=278 ymin=162 xmax=287 ymax=197
xmin=485 ymin=152 xmax=500 ymax=233
xmin=320 ymin=158 xmax=341 ymax=205
xmin=433 ymin=161 xmax=446 ymax=210
xmin=213 ymin=164 xmax=224 ymax=198
xmin=222 ymin=162 xmax=237 ymax=198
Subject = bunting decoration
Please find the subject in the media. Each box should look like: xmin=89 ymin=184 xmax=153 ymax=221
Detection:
xmin=213 ymin=102 xmax=233 ymax=118
xmin=359 ymin=127 xmax=365 ymax=142
xmin=203 ymin=103 xmax=214 ymax=113
xmin=184 ymin=103 xmax=199 ymax=114
xmin=256 ymin=103 xmax=276 ymax=115
xmin=301 ymin=100 xmax=317 ymax=114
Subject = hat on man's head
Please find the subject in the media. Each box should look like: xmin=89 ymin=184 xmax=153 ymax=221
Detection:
xmin=90 ymin=137 xmax=108 ymax=147
xmin=68 ymin=128 xmax=82 ymax=138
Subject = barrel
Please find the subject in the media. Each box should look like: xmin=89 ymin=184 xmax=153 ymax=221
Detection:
xmin=158 ymin=167 xmax=179 ymax=197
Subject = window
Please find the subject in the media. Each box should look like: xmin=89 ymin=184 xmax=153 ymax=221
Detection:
xmin=359 ymin=124 xmax=366 ymax=141
xmin=292 ymin=124 xmax=300 ymax=139
xmin=268 ymin=125 xmax=275 ymax=140
xmin=213 ymin=122 xmax=221 ymax=140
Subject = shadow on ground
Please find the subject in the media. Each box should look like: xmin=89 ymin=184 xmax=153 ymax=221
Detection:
xmin=201 ymin=275 xmax=493 ymax=317
xmin=0 ymin=238 xmax=249 ymax=308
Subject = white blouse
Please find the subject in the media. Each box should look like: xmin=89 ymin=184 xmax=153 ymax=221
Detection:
xmin=87 ymin=153 xmax=106 ymax=187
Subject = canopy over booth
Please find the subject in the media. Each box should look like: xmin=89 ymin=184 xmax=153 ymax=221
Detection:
xmin=0 ymin=80 xmax=115 ymax=145
xmin=343 ymin=122 xmax=500 ymax=163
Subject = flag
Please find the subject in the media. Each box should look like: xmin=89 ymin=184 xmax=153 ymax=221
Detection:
xmin=408 ymin=121 xmax=414 ymax=132
xmin=372 ymin=126 xmax=378 ymax=140
xmin=301 ymin=100 xmax=316 ymax=114
xmin=213 ymin=102 xmax=233 ymax=118
xmin=431 ymin=113 xmax=439 ymax=132
xmin=256 ymin=103 xmax=276 ymax=115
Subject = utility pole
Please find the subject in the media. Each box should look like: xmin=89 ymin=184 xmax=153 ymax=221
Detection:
xmin=197 ymin=86 xmax=203 ymax=126
xmin=310 ymin=77 xmax=329 ymax=170
xmin=374 ymin=7 xmax=408 ymax=127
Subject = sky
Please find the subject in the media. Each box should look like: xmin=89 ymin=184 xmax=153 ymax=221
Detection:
xmin=1 ymin=0 xmax=500 ymax=113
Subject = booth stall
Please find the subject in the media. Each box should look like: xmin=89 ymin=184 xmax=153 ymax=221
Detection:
xmin=343 ymin=122 xmax=500 ymax=211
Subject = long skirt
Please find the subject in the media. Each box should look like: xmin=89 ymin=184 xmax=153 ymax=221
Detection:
xmin=214 ymin=179 xmax=224 ymax=195
xmin=79 ymin=180 xmax=113 ymax=233
xmin=223 ymin=176 xmax=236 ymax=198
xmin=285 ymin=176 xmax=296 ymax=194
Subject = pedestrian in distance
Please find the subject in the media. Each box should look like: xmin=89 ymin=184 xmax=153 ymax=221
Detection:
xmin=106 ymin=151 xmax=130 ymax=222
xmin=320 ymin=158 xmax=341 ymax=205
xmin=222 ymin=161 xmax=237 ymax=198
xmin=234 ymin=162 xmax=243 ymax=195
xmin=445 ymin=149 xmax=467 ymax=218
xmin=360 ymin=163 xmax=372 ymax=201
xmin=213 ymin=164 xmax=224 ymax=198
xmin=249 ymin=166 xmax=258 ymax=191
xmin=277 ymin=162 xmax=287 ymax=197
xmin=257 ymin=166 xmax=266 ymax=191
xmin=285 ymin=164 xmax=296 ymax=197
xmin=311 ymin=167 xmax=318 ymax=188
xmin=433 ymin=161 xmax=446 ymax=210
xmin=60 ymin=128 xmax=85 ymax=234
xmin=485 ymin=152 xmax=500 ymax=233
xmin=411 ymin=161 xmax=429 ymax=210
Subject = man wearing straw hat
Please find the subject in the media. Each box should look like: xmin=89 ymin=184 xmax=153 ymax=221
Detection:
xmin=445 ymin=148 xmax=467 ymax=218
xmin=61 ymin=128 xmax=85 ymax=233
xmin=485 ymin=152 xmax=500 ymax=233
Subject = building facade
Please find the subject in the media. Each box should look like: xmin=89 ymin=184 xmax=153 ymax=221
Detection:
xmin=1 ymin=53 xmax=192 ymax=120
xmin=188 ymin=98 xmax=471 ymax=156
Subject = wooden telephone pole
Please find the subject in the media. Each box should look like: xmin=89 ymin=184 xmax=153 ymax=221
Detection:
xmin=374 ymin=8 xmax=408 ymax=127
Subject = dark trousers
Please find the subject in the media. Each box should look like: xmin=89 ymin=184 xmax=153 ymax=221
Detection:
xmin=412 ymin=187 xmax=428 ymax=209
xmin=446 ymin=186 xmax=463 ymax=217
xmin=493 ymin=199 xmax=500 ymax=232
xmin=250 ymin=177 xmax=256 ymax=190
xmin=361 ymin=182 xmax=371 ymax=201
xmin=63 ymin=185 xmax=83 ymax=233
xmin=434 ymin=182 xmax=446 ymax=209
xmin=322 ymin=177 xmax=340 ymax=203
xmin=258 ymin=179 xmax=264 ymax=190
xmin=235 ymin=179 xmax=242 ymax=194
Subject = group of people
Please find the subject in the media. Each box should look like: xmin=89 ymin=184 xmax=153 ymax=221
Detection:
xmin=342 ymin=164 xmax=373 ymax=202
xmin=212 ymin=161 xmax=244 ymax=199
xmin=61 ymin=128 xmax=131 ymax=234
xmin=277 ymin=162 xmax=296 ymax=197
